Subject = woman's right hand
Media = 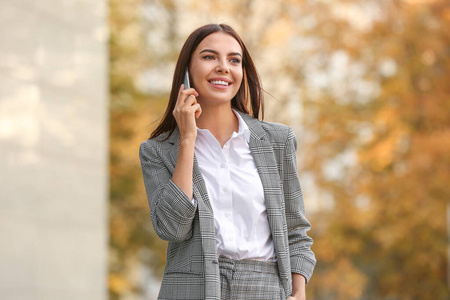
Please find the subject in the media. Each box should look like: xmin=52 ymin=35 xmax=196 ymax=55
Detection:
xmin=172 ymin=84 xmax=202 ymax=141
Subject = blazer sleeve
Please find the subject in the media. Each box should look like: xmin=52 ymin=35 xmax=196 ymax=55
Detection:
xmin=283 ymin=128 xmax=316 ymax=283
xmin=139 ymin=140 xmax=197 ymax=242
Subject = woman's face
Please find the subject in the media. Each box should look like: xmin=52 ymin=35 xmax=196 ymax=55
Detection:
xmin=189 ymin=32 xmax=243 ymax=107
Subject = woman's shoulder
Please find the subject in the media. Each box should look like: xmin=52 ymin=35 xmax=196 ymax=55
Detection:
xmin=239 ymin=111 xmax=291 ymax=134
xmin=139 ymin=130 xmax=174 ymax=153
xmin=258 ymin=119 xmax=292 ymax=134
xmin=248 ymin=116 xmax=294 ymax=143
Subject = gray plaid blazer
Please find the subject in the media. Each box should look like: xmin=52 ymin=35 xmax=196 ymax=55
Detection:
xmin=139 ymin=112 xmax=316 ymax=300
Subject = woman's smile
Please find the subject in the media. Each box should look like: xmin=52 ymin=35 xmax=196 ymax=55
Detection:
xmin=207 ymin=77 xmax=233 ymax=90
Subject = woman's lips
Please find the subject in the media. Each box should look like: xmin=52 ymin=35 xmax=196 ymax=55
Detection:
xmin=208 ymin=81 xmax=232 ymax=90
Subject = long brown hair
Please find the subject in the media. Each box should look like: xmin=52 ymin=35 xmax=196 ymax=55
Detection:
xmin=150 ymin=23 xmax=264 ymax=139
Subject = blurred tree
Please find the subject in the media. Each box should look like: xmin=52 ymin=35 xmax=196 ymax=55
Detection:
xmin=109 ymin=0 xmax=450 ymax=299
xmin=282 ymin=0 xmax=450 ymax=299
xmin=109 ymin=0 xmax=169 ymax=299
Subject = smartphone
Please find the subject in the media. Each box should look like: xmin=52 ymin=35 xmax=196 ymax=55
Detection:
xmin=183 ymin=67 xmax=190 ymax=89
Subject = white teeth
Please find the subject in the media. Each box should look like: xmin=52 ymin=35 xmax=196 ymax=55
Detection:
xmin=210 ymin=80 xmax=229 ymax=86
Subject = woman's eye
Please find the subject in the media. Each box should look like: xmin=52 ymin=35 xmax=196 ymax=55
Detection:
xmin=202 ymin=55 xmax=215 ymax=60
xmin=230 ymin=58 xmax=241 ymax=64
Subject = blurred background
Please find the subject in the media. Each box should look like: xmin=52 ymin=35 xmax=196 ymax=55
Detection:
xmin=1 ymin=0 xmax=449 ymax=299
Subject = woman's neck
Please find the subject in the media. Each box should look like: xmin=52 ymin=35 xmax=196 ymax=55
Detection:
xmin=196 ymin=104 xmax=239 ymax=147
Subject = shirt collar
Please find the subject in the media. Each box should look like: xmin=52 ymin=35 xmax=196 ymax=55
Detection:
xmin=232 ymin=109 xmax=251 ymax=143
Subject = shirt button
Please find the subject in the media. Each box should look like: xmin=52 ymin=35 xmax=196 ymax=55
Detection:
xmin=220 ymin=163 xmax=226 ymax=168
xmin=223 ymin=187 xmax=228 ymax=193
xmin=225 ymin=212 xmax=230 ymax=217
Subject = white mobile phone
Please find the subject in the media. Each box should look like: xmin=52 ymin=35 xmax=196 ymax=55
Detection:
xmin=183 ymin=67 xmax=190 ymax=89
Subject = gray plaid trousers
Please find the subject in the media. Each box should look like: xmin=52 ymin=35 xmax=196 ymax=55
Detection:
xmin=219 ymin=256 xmax=286 ymax=300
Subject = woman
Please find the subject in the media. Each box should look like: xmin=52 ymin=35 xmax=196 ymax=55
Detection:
xmin=139 ymin=23 xmax=316 ymax=300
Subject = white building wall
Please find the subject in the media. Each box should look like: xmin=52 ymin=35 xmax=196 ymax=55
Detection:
xmin=0 ymin=1 xmax=108 ymax=299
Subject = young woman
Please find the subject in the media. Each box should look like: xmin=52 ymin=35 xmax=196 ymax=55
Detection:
xmin=139 ymin=23 xmax=316 ymax=300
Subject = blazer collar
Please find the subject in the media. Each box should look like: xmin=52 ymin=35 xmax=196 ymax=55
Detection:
xmin=164 ymin=127 xmax=180 ymax=169
xmin=166 ymin=127 xmax=181 ymax=145
xmin=235 ymin=110 xmax=267 ymax=141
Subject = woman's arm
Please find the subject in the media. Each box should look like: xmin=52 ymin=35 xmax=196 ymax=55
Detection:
xmin=139 ymin=84 xmax=202 ymax=242
xmin=171 ymin=84 xmax=201 ymax=199
xmin=171 ymin=138 xmax=196 ymax=199
xmin=139 ymin=141 xmax=197 ymax=242
xmin=283 ymin=127 xmax=316 ymax=284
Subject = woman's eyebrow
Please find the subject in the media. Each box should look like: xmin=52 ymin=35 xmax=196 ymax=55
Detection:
xmin=199 ymin=49 xmax=242 ymax=57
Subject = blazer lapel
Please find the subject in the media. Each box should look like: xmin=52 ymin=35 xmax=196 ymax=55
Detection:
xmin=238 ymin=112 xmax=284 ymax=216
xmin=239 ymin=112 xmax=290 ymax=289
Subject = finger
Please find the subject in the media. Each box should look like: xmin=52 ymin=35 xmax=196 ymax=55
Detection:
xmin=178 ymin=88 xmax=199 ymax=100
xmin=184 ymin=94 xmax=199 ymax=107
xmin=183 ymin=94 xmax=193 ymax=104
xmin=175 ymin=93 xmax=190 ymax=112
xmin=176 ymin=85 xmax=190 ymax=102
xmin=177 ymin=84 xmax=184 ymax=98
xmin=175 ymin=88 xmax=199 ymax=110
xmin=182 ymin=88 xmax=199 ymax=97
xmin=175 ymin=85 xmax=185 ymax=109
xmin=195 ymin=104 xmax=202 ymax=119
xmin=174 ymin=96 xmax=197 ymax=115
xmin=189 ymin=103 xmax=201 ymax=117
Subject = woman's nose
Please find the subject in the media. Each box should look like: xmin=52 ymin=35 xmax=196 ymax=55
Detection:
xmin=215 ymin=59 xmax=229 ymax=73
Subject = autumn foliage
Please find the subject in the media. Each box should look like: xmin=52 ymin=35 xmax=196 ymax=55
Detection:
xmin=109 ymin=0 xmax=450 ymax=299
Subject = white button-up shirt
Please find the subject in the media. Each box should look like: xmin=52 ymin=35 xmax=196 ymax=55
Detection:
xmin=194 ymin=110 xmax=276 ymax=261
